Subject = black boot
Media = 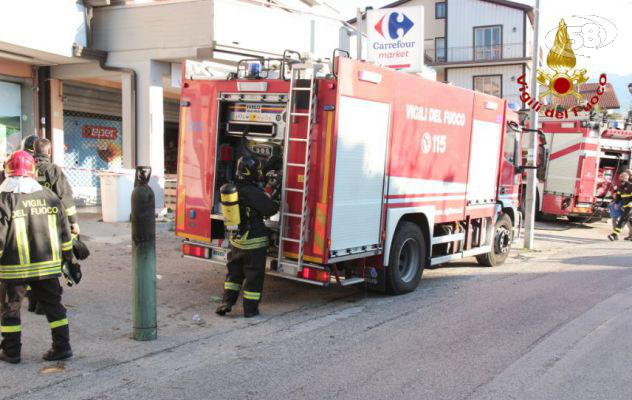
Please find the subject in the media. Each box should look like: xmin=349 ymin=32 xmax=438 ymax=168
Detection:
xmin=0 ymin=351 xmax=20 ymax=364
xmin=215 ymin=303 xmax=233 ymax=316
xmin=216 ymin=285 xmax=240 ymax=316
xmin=0 ymin=341 xmax=20 ymax=364
xmin=243 ymin=299 xmax=260 ymax=318
xmin=43 ymin=347 xmax=73 ymax=362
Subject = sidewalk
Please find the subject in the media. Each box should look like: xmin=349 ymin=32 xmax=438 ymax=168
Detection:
xmin=77 ymin=209 xmax=172 ymax=245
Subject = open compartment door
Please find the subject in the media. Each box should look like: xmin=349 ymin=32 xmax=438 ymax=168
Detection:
xmin=175 ymin=82 xmax=217 ymax=243
xmin=328 ymin=96 xmax=390 ymax=257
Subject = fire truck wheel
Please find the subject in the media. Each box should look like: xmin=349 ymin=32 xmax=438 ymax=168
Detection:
xmin=476 ymin=214 xmax=512 ymax=267
xmin=386 ymin=221 xmax=426 ymax=294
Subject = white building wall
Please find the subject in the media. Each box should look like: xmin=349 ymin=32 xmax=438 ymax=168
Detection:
xmin=0 ymin=0 xmax=87 ymax=60
xmin=447 ymin=0 xmax=524 ymax=62
xmin=447 ymin=64 xmax=524 ymax=105
xmin=92 ymin=0 xmax=213 ymax=53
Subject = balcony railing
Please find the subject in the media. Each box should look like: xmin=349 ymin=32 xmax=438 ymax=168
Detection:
xmin=425 ymin=42 xmax=531 ymax=65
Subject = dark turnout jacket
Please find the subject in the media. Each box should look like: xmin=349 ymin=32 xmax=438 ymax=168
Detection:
xmin=229 ymin=182 xmax=279 ymax=250
xmin=615 ymin=181 xmax=632 ymax=208
xmin=0 ymin=182 xmax=73 ymax=282
xmin=34 ymin=155 xmax=77 ymax=224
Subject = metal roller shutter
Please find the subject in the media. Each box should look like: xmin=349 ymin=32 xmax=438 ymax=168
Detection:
xmin=62 ymin=83 xmax=122 ymax=117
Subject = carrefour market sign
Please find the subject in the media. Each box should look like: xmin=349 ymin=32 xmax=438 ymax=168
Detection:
xmin=367 ymin=6 xmax=424 ymax=73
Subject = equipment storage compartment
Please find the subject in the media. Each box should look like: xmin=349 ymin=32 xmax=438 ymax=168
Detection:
xmin=209 ymin=94 xmax=288 ymax=243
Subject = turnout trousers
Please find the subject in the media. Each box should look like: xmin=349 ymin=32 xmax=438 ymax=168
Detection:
xmin=0 ymin=279 xmax=69 ymax=357
xmin=612 ymin=206 xmax=632 ymax=238
xmin=222 ymin=247 xmax=267 ymax=314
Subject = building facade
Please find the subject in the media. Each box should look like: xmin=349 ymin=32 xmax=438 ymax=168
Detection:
xmin=1 ymin=0 xmax=352 ymax=209
xmin=352 ymin=0 xmax=535 ymax=109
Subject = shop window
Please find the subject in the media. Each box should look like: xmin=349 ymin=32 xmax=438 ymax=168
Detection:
xmin=63 ymin=111 xmax=123 ymax=206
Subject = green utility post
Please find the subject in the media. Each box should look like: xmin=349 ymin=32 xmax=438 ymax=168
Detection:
xmin=131 ymin=166 xmax=157 ymax=341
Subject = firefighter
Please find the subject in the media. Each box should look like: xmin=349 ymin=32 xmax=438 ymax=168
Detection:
xmin=608 ymin=171 xmax=632 ymax=241
xmin=216 ymin=156 xmax=279 ymax=318
xmin=33 ymin=138 xmax=79 ymax=235
xmin=0 ymin=150 xmax=74 ymax=364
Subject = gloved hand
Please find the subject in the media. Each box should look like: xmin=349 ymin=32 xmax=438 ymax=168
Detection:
xmin=72 ymin=235 xmax=90 ymax=260
xmin=264 ymin=170 xmax=281 ymax=201
xmin=265 ymin=170 xmax=281 ymax=191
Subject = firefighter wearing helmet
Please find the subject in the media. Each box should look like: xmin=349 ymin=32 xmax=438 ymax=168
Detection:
xmin=216 ymin=155 xmax=279 ymax=318
xmin=0 ymin=150 xmax=74 ymax=364
xmin=609 ymin=171 xmax=632 ymax=241
xmin=33 ymin=138 xmax=80 ymax=234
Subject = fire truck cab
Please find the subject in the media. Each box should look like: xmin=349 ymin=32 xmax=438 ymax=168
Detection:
xmin=176 ymin=52 xmax=524 ymax=293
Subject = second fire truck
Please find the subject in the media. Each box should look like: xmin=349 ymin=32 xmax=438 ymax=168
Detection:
xmin=531 ymin=118 xmax=632 ymax=222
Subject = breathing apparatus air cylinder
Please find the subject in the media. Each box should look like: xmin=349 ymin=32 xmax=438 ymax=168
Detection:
xmin=220 ymin=183 xmax=240 ymax=231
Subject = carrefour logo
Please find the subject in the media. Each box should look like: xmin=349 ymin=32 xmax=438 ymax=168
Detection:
xmin=374 ymin=12 xmax=414 ymax=39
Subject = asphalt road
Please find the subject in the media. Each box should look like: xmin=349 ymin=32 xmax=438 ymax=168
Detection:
xmin=2 ymin=219 xmax=632 ymax=400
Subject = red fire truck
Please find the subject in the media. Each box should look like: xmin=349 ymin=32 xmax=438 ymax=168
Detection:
xmin=533 ymin=119 xmax=632 ymax=222
xmin=175 ymin=54 xmax=524 ymax=293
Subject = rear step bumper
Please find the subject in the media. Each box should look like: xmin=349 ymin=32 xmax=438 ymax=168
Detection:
xmin=182 ymin=240 xmax=365 ymax=287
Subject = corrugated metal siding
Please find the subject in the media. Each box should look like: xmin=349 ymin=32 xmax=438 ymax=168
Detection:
xmin=164 ymin=99 xmax=180 ymax=123
xmin=63 ymin=83 xmax=180 ymax=123
xmin=447 ymin=0 xmax=524 ymax=62
xmin=63 ymin=83 xmax=122 ymax=117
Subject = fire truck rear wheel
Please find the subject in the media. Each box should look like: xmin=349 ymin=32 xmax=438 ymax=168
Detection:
xmin=386 ymin=221 xmax=426 ymax=295
xmin=476 ymin=214 xmax=512 ymax=267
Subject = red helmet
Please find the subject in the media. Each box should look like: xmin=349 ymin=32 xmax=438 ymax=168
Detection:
xmin=5 ymin=150 xmax=36 ymax=178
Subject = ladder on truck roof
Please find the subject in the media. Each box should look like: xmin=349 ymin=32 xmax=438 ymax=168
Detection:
xmin=277 ymin=63 xmax=317 ymax=273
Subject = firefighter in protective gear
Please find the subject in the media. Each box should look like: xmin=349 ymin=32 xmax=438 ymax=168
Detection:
xmin=22 ymin=138 xmax=80 ymax=315
xmin=33 ymin=139 xmax=79 ymax=233
xmin=609 ymin=172 xmax=632 ymax=241
xmin=0 ymin=150 xmax=74 ymax=364
xmin=34 ymin=139 xmax=90 ymax=258
xmin=216 ymin=155 xmax=279 ymax=318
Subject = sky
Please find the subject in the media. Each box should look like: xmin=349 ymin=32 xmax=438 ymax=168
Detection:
xmin=329 ymin=0 xmax=632 ymax=114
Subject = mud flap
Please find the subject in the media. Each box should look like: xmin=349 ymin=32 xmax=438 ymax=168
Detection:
xmin=364 ymin=266 xmax=386 ymax=292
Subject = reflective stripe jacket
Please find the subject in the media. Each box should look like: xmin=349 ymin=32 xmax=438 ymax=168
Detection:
xmin=0 ymin=187 xmax=72 ymax=282
xmin=34 ymin=155 xmax=78 ymax=224
xmin=229 ymin=182 xmax=279 ymax=250
xmin=615 ymin=181 xmax=632 ymax=208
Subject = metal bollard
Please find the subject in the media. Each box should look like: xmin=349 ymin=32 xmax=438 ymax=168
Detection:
xmin=131 ymin=166 xmax=157 ymax=341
